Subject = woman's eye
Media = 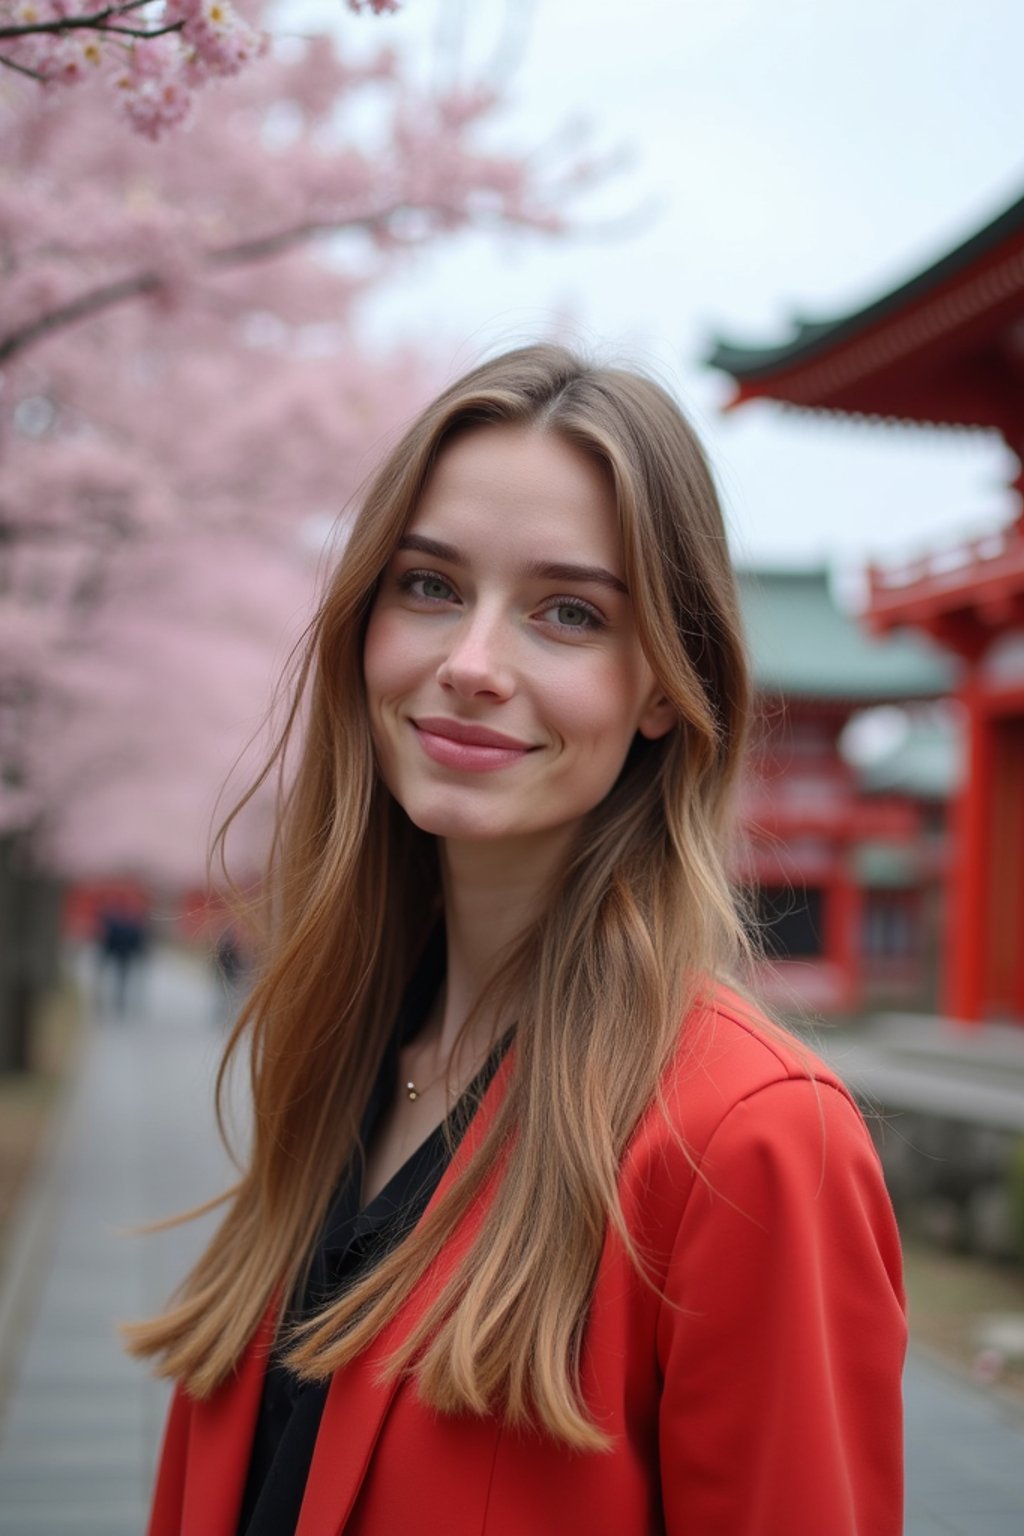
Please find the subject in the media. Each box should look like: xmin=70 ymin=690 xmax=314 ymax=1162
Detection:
xmin=544 ymin=599 xmax=603 ymax=632
xmin=401 ymin=571 xmax=456 ymax=603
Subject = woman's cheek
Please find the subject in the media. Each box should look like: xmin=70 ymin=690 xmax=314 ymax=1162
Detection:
xmin=364 ymin=607 xmax=416 ymax=697
xmin=543 ymin=656 xmax=639 ymax=739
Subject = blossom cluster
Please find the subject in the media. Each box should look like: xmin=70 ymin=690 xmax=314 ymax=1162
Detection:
xmin=0 ymin=0 xmax=265 ymax=137
xmin=1 ymin=1 xmax=584 ymax=876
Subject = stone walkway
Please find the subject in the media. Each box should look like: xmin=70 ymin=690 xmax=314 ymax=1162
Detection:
xmin=906 ymin=1352 xmax=1024 ymax=1536
xmin=0 ymin=948 xmax=232 ymax=1535
xmin=0 ymin=949 xmax=1023 ymax=1534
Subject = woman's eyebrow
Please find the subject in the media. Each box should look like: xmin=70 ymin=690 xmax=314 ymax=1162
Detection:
xmin=397 ymin=536 xmax=628 ymax=596
xmin=397 ymin=533 xmax=460 ymax=562
xmin=524 ymin=560 xmax=629 ymax=596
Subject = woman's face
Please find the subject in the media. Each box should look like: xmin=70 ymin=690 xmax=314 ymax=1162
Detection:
xmin=363 ymin=425 xmax=675 ymax=851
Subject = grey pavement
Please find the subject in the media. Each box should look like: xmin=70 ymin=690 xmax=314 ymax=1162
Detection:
xmin=0 ymin=954 xmax=1023 ymax=1535
xmin=905 ymin=1352 xmax=1024 ymax=1536
xmin=0 ymin=947 xmax=233 ymax=1536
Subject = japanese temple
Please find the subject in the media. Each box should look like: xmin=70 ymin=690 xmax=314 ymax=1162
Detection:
xmin=736 ymin=568 xmax=954 ymax=1016
xmin=710 ymin=190 xmax=1024 ymax=1024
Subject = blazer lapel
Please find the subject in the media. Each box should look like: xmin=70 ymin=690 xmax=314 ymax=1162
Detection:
xmin=295 ymin=1050 xmax=514 ymax=1536
xmin=182 ymin=1301 xmax=277 ymax=1536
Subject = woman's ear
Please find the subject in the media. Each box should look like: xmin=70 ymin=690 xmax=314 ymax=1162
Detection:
xmin=637 ymin=692 xmax=677 ymax=741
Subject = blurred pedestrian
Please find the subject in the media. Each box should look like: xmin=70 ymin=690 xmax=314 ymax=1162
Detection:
xmin=96 ymin=900 xmax=148 ymax=1016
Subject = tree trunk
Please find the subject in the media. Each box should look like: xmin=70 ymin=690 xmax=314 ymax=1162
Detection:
xmin=0 ymin=831 xmax=63 ymax=1073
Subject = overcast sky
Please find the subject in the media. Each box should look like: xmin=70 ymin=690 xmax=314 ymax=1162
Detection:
xmin=289 ymin=0 xmax=1022 ymax=574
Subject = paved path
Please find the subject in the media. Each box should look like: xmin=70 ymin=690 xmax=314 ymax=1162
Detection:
xmin=0 ymin=948 xmax=232 ymax=1535
xmin=1 ymin=951 xmax=1023 ymax=1534
xmin=905 ymin=1352 xmax=1024 ymax=1536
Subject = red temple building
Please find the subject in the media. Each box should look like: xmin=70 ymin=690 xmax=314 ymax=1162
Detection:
xmin=736 ymin=568 xmax=954 ymax=1016
xmin=710 ymin=191 xmax=1024 ymax=1024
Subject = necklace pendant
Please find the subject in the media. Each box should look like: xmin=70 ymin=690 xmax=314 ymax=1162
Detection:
xmin=405 ymin=1082 xmax=419 ymax=1102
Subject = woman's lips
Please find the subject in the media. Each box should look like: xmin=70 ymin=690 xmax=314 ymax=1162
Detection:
xmin=411 ymin=717 xmax=535 ymax=773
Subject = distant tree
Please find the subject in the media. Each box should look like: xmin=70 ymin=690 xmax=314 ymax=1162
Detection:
xmin=1 ymin=13 xmax=575 ymax=836
xmin=2 ymin=25 xmax=566 ymax=368
xmin=0 ymin=12 xmax=580 ymax=1063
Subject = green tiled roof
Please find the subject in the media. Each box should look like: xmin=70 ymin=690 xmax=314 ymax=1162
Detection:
xmin=738 ymin=568 xmax=955 ymax=701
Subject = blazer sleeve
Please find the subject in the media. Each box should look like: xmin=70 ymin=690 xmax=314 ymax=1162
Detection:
xmin=656 ymin=1076 xmax=906 ymax=1536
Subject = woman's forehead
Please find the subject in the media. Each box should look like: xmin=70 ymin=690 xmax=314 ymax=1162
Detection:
xmin=409 ymin=425 xmax=624 ymax=568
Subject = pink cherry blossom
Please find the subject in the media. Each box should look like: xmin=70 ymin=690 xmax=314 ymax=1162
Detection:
xmin=0 ymin=20 xmax=582 ymax=892
xmin=1 ymin=23 xmax=577 ymax=368
xmin=1 ymin=0 xmax=270 ymax=131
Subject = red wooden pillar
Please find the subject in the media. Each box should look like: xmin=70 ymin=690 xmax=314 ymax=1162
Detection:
xmin=987 ymin=706 xmax=1024 ymax=1020
xmin=1016 ymin=782 xmax=1024 ymax=1020
xmin=827 ymin=851 xmax=862 ymax=1014
xmin=1016 ymin=733 xmax=1024 ymax=1021
xmin=946 ymin=667 xmax=991 ymax=1023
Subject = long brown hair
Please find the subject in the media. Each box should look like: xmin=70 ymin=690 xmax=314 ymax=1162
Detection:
xmin=125 ymin=344 xmax=753 ymax=1450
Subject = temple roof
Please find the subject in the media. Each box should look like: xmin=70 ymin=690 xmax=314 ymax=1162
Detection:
xmin=706 ymin=192 xmax=1024 ymax=429
xmin=739 ymin=568 xmax=956 ymax=701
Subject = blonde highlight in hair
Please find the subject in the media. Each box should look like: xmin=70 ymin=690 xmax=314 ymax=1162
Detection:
xmin=124 ymin=344 xmax=753 ymax=1449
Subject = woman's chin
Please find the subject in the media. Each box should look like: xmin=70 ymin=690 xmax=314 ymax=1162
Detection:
xmin=406 ymin=805 xmax=515 ymax=843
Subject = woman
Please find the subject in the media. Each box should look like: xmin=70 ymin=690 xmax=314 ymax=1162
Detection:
xmin=131 ymin=344 xmax=906 ymax=1536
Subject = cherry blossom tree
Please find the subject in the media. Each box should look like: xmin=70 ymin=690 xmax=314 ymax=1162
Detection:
xmin=13 ymin=329 xmax=439 ymax=884
xmin=0 ymin=275 xmax=440 ymax=1061
xmin=2 ymin=12 xmax=574 ymax=841
xmin=2 ymin=24 xmax=567 ymax=369
xmin=0 ymin=11 xmax=580 ymax=1064
xmin=0 ymin=0 xmax=396 ymax=134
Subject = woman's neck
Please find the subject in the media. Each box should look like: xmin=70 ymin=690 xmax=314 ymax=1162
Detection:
xmin=435 ymin=829 xmax=572 ymax=1057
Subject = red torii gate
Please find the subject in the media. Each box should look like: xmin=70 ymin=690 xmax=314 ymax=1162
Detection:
xmin=708 ymin=191 xmax=1024 ymax=1024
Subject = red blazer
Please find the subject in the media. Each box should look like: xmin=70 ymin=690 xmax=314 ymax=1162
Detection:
xmin=148 ymin=992 xmax=906 ymax=1536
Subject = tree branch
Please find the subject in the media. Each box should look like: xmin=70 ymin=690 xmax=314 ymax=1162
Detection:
xmin=205 ymin=218 xmax=388 ymax=266
xmin=96 ymin=20 xmax=184 ymax=39
xmin=0 ymin=1 xmax=154 ymax=40
xmin=1 ymin=204 xmax=480 ymax=363
xmin=1 ymin=271 xmax=162 ymax=364
xmin=0 ymin=50 xmax=45 ymax=79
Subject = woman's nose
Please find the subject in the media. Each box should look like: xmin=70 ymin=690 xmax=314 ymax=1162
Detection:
xmin=436 ymin=609 xmax=515 ymax=700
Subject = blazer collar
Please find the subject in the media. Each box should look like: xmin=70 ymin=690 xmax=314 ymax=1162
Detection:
xmin=295 ymin=1047 xmax=513 ymax=1536
xmin=182 ymin=1303 xmax=278 ymax=1536
xmin=177 ymin=1046 xmax=513 ymax=1536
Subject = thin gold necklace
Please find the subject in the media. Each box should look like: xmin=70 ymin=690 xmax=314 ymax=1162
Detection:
xmin=405 ymin=1023 xmax=512 ymax=1103
xmin=403 ymin=1062 xmax=449 ymax=1102
xmin=403 ymin=996 xmax=450 ymax=1102
xmin=403 ymin=1033 xmax=489 ymax=1103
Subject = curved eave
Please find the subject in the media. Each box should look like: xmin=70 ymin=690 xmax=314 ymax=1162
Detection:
xmin=722 ymin=394 xmax=1000 ymax=435
xmin=709 ymin=322 xmax=842 ymax=382
xmin=706 ymin=189 xmax=1024 ymax=408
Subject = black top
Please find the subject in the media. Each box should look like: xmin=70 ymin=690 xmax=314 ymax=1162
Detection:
xmin=237 ymin=934 xmax=505 ymax=1536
